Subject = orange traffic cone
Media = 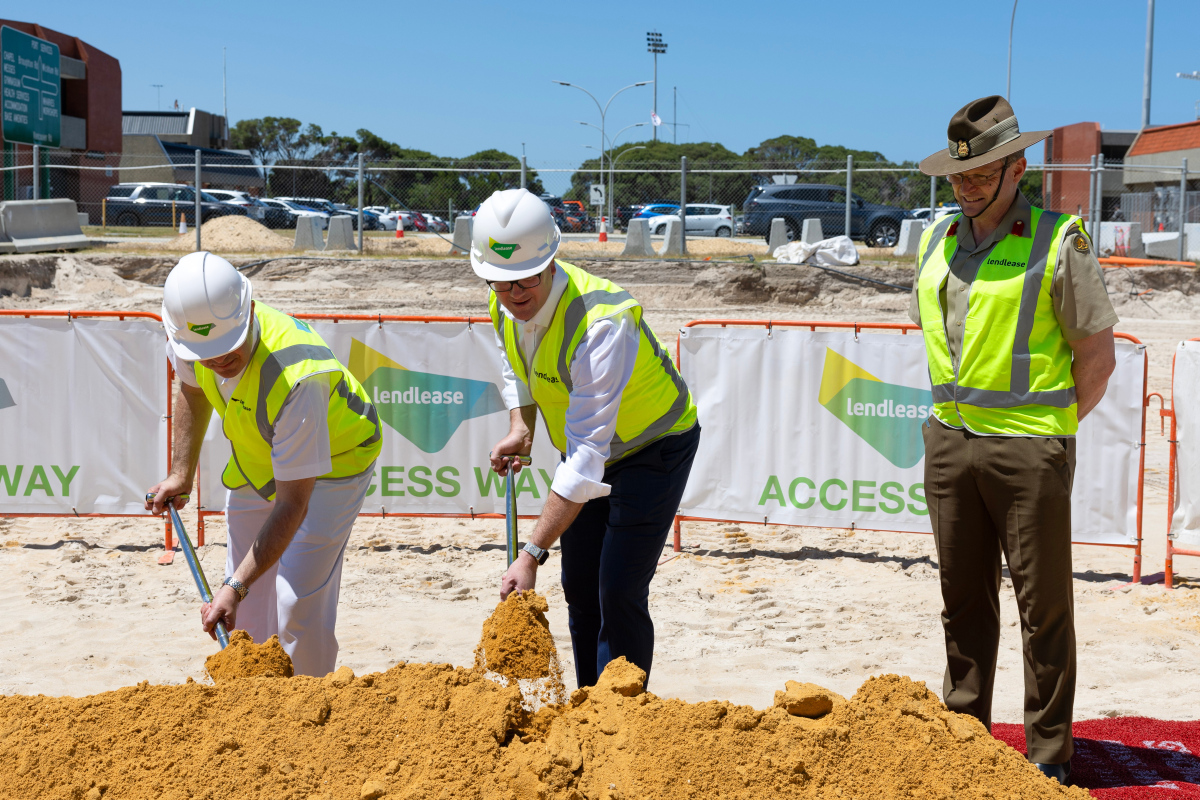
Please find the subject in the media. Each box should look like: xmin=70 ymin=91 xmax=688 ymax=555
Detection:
xmin=598 ymin=216 xmax=608 ymax=243
xmin=395 ymin=215 xmax=404 ymax=238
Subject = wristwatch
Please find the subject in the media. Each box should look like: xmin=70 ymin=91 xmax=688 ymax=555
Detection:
xmin=223 ymin=577 xmax=248 ymax=601
xmin=521 ymin=542 xmax=550 ymax=566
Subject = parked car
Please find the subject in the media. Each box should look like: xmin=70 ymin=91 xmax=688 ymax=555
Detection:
xmin=423 ymin=214 xmax=450 ymax=233
xmin=333 ymin=204 xmax=383 ymax=231
xmin=204 ymin=190 xmax=267 ymax=222
xmin=561 ymin=199 xmax=596 ymax=232
xmin=908 ymin=205 xmax=961 ymax=222
xmin=742 ymin=184 xmax=910 ymax=247
xmin=644 ymin=204 xmax=736 ymax=238
xmin=632 ymin=203 xmax=680 ymax=219
xmin=260 ymin=198 xmax=329 ymax=229
xmin=615 ymin=204 xmax=645 ymax=229
xmin=247 ymin=198 xmax=295 ymax=229
xmin=364 ymin=206 xmax=401 ymax=230
xmin=103 ymin=183 xmax=247 ymax=227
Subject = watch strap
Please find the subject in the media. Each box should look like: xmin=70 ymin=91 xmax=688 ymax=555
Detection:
xmin=223 ymin=577 xmax=248 ymax=601
xmin=521 ymin=542 xmax=549 ymax=566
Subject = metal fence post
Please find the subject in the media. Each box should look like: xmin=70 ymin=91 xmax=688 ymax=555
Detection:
xmin=520 ymin=156 xmax=527 ymax=190
xmin=1087 ymin=155 xmax=1097 ymax=238
xmin=680 ymin=156 xmax=687 ymax=255
xmin=844 ymin=154 xmax=853 ymax=239
xmin=1096 ymin=155 xmax=1105 ymax=232
xmin=1180 ymin=157 xmax=1189 ymax=261
xmin=929 ymin=175 xmax=936 ymax=223
xmin=194 ymin=149 xmax=202 ymax=252
xmin=31 ymin=145 xmax=39 ymax=201
xmin=357 ymin=152 xmax=364 ymax=254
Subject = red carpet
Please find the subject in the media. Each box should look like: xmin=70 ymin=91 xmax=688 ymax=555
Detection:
xmin=993 ymin=720 xmax=1200 ymax=797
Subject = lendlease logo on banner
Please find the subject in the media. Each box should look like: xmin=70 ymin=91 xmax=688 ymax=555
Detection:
xmin=349 ymin=339 xmax=506 ymax=453
xmin=0 ymin=378 xmax=14 ymax=411
xmin=819 ymin=348 xmax=932 ymax=469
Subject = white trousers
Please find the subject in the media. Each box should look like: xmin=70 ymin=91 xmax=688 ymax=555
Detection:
xmin=224 ymin=468 xmax=372 ymax=677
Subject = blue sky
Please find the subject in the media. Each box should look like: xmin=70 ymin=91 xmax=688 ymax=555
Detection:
xmin=20 ymin=0 xmax=1200 ymax=166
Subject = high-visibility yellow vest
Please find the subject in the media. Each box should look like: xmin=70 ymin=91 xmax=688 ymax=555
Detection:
xmin=489 ymin=260 xmax=697 ymax=462
xmin=194 ymin=303 xmax=381 ymax=500
xmin=915 ymin=207 xmax=1080 ymax=436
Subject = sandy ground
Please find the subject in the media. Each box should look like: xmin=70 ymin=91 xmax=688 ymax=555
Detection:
xmin=1 ymin=250 xmax=1199 ymax=725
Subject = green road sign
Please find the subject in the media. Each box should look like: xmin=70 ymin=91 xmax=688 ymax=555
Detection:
xmin=1 ymin=26 xmax=61 ymax=148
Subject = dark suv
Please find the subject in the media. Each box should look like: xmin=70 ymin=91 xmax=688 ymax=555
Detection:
xmin=104 ymin=183 xmax=247 ymax=227
xmin=742 ymin=184 xmax=909 ymax=247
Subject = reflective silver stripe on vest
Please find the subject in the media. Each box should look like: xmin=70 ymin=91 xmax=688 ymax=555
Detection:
xmin=917 ymin=214 xmax=958 ymax=279
xmin=1009 ymin=211 xmax=1063 ymax=396
xmin=334 ymin=376 xmax=382 ymax=446
xmin=255 ymin=343 xmax=336 ymax=443
xmin=607 ymin=318 xmax=693 ymax=461
xmin=226 ymin=447 xmax=276 ymax=501
xmin=932 ymin=382 xmax=1077 ymax=409
xmin=557 ymin=288 xmax=635 ymax=393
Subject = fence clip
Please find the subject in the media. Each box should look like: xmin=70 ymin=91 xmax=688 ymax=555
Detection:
xmin=469 ymin=506 xmax=475 ymax=520
xmin=71 ymin=507 xmax=79 ymax=518
xmin=381 ymin=506 xmax=386 ymax=519
xmin=378 ymin=314 xmax=382 ymax=329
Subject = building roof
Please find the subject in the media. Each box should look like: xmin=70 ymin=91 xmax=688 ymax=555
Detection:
xmin=123 ymin=111 xmax=190 ymax=136
xmin=160 ymin=141 xmax=264 ymax=187
xmin=1127 ymin=120 xmax=1200 ymax=157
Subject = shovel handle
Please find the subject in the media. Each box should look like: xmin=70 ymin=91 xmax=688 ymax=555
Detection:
xmin=147 ymin=493 xmax=229 ymax=649
xmin=505 ymin=470 xmax=518 ymax=567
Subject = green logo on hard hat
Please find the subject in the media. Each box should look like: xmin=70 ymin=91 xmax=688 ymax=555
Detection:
xmin=488 ymin=238 xmax=522 ymax=260
xmin=188 ymin=322 xmax=216 ymax=337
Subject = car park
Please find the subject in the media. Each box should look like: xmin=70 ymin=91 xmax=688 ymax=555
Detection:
xmin=423 ymin=214 xmax=450 ymax=233
xmin=364 ymin=206 xmax=401 ymax=230
xmin=103 ymin=183 xmax=247 ymax=227
xmin=908 ymin=205 xmax=961 ymax=222
xmin=633 ymin=203 xmax=680 ymax=220
xmin=742 ymin=184 xmax=910 ymax=247
xmin=644 ymin=204 xmax=736 ymax=237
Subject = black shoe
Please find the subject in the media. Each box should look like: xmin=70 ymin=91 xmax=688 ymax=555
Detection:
xmin=1034 ymin=761 xmax=1071 ymax=785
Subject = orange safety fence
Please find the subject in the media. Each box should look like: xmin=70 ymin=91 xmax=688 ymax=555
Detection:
xmin=1161 ymin=338 xmax=1200 ymax=588
xmin=1099 ymin=257 xmax=1195 ymax=268
xmin=671 ymin=319 xmax=1149 ymax=584
xmin=191 ymin=313 xmax=541 ymax=548
xmin=0 ymin=310 xmax=179 ymax=561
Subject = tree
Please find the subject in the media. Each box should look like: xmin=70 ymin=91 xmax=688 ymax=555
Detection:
xmin=230 ymin=117 xmax=325 ymax=165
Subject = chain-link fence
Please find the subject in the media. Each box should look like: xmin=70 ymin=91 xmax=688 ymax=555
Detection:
xmin=2 ymin=150 xmax=1196 ymax=254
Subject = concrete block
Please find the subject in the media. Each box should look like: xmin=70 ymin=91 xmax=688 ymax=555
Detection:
xmin=1098 ymin=222 xmax=1144 ymax=258
xmin=325 ymin=216 xmax=355 ymax=250
xmin=1184 ymin=223 xmax=1200 ymax=261
xmin=894 ymin=219 xmax=927 ymax=257
xmin=1143 ymin=231 xmax=1181 ymax=260
xmin=766 ymin=218 xmax=789 ymax=256
xmin=450 ymin=216 xmax=473 ymax=256
xmin=77 ymin=212 xmax=90 ymax=229
xmin=0 ymin=199 xmax=89 ymax=253
xmin=658 ymin=217 xmax=684 ymax=256
xmin=621 ymin=218 xmax=655 ymax=257
xmin=801 ymin=218 xmax=823 ymax=244
xmin=293 ymin=216 xmax=324 ymax=251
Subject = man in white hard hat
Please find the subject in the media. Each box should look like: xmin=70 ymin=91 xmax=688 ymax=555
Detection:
xmin=477 ymin=188 xmax=700 ymax=690
xmin=146 ymin=252 xmax=381 ymax=676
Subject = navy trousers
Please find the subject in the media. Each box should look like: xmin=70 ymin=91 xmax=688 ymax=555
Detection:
xmin=559 ymin=424 xmax=701 ymax=690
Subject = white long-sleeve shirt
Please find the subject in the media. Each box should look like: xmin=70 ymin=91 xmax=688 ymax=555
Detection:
xmin=494 ymin=266 xmax=640 ymax=503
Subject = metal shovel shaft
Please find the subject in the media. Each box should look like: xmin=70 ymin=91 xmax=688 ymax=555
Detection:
xmin=148 ymin=494 xmax=229 ymax=648
xmin=505 ymin=469 xmax=518 ymax=567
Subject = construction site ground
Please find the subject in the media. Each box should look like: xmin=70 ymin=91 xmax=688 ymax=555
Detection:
xmin=1 ymin=242 xmax=1199 ymax=731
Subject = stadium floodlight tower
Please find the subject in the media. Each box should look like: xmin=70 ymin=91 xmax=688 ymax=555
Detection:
xmin=647 ymin=31 xmax=667 ymax=141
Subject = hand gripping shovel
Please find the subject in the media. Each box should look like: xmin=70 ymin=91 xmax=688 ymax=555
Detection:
xmin=147 ymin=493 xmax=229 ymax=649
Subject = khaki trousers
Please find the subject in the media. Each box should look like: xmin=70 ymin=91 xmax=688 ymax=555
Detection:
xmin=922 ymin=417 xmax=1076 ymax=764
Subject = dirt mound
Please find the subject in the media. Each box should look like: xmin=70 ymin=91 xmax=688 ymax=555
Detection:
xmin=474 ymin=590 xmax=566 ymax=708
xmin=0 ymin=660 xmax=1084 ymax=800
xmin=163 ymin=215 xmax=292 ymax=253
xmin=204 ymin=630 xmax=294 ymax=681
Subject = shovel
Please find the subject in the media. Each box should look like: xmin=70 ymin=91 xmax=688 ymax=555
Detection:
xmin=147 ymin=493 xmax=229 ymax=649
xmin=503 ymin=455 xmax=530 ymax=566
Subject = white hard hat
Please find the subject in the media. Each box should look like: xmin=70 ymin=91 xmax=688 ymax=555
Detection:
xmin=469 ymin=188 xmax=560 ymax=282
xmin=161 ymin=252 xmax=254 ymax=361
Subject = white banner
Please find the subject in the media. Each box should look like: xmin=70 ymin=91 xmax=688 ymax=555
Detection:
xmin=1170 ymin=340 xmax=1200 ymax=546
xmin=0 ymin=316 xmax=168 ymax=514
xmin=678 ymin=327 xmax=1144 ymax=545
xmin=199 ymin=320 xmax=559 ymax=515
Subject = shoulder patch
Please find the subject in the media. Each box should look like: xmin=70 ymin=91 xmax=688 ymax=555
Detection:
xmin=1073 ymin=236 xmax=1089 ymax=253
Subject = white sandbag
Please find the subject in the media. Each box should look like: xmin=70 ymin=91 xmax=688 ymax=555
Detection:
xmin=773 ymin=235 xmax=860 ymax=266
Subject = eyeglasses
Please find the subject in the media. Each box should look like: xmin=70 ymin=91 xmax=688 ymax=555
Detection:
xmin=485 ymin=272 xmax=543 ymax=293
xmin=947 ymin=164 xmax=1008 ymax=188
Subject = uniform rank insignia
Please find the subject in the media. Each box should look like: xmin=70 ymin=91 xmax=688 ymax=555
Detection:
xmin=957 ymin=140 xmax=969 ymax=157
xmin=1074 ymin=236 xmax=1089 ymax=253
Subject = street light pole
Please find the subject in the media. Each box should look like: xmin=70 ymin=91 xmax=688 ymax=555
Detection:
xmin=611 ymin=145 xmax=646 ymax=232
xmin=1006 ymin=0 xmax=1018 ymax=100
xmin=554 ymin=80 xmax=649 ymax=234
xmin=580 ymin=120 xmax=646 ymax=226
xmin=647 ymin=32 xmax=667 ymax=141
xmin=1143 ymin=0 xmax=1155 ymax=129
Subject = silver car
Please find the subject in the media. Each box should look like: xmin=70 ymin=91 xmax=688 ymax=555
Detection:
xmin=645 ymin=204 xmax=736 ymax=237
